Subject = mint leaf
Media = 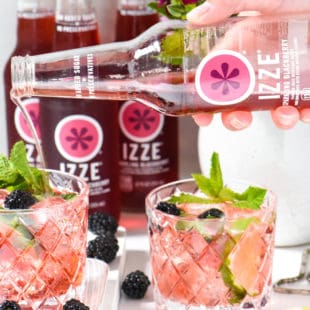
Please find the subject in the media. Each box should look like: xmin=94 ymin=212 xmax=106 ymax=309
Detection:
xmin=9 ymin=142 xmax=51 ymax=195
xmin=158 ymin=30 xmax=185 ymax=65
xmin=169 ymin=152 xmax=267 ymax=210
xmin=210 ymin=152 xmax=223 ymax=193
xmin=149 ymin=0 xmax=206 ymax=20
xmin=168 ymin=192 xmax=215 ymax=204
xmin=0 ymin=155 xmax=19 ymax=186
xmin=233 ymin=186 xmax=267 ymax=210
xmin=192 ymin=153 xmax=223 ymax=197
xmin=0 ymin=141 xmax=51 ymax=196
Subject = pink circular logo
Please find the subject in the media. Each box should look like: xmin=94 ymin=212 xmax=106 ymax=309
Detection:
xmin=14 ymin=98 xmax=41 ymax=143
xmin=55 ymin=115 xmax=103 ymax=163
xmin=195 ymin=50 xmax=255 ymax=105
xmin=119 ymin=101 xmax=164 ymax=142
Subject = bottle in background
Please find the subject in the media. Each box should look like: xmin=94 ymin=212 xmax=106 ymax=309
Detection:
xmin=116 ymin=0 xmax=179 ymax=213
xmin=4 ymin=0 xmax=55 ymax=166
xmin=39 ymin=0 xmax=120 ymax=220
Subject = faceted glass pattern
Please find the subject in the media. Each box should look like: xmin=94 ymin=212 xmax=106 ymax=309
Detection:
xmin=146 ymin=179 xmax=276 ymax=310
xmin=0 ymin=170 xmax=89 ymax=309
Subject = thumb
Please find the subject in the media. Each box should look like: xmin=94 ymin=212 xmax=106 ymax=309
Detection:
xmin=187 ymin=0 xmax=283 ymax=25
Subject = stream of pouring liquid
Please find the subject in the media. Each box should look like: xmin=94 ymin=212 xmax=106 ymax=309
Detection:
xmin=10 ymin=89 xmax=47 ymax=169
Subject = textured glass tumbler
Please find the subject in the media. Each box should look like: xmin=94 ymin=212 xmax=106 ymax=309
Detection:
xmin=0 ymin=170 xmax=89 ymax=309
xmin=146 ymin=179 xmax=277 ymax=310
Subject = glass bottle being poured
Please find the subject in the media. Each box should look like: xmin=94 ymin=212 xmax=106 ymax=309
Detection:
xmin=10 ymin=13 xmax=310 ymax=116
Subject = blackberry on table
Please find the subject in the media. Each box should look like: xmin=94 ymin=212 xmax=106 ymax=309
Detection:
xmin=156 ymin=201 xmax=181 ymax=216
xmin=198 ymin=208 xmax=225 ymax=219
xmin=0 ymin=300 xmax=21 ymax=310
xmin=63 ymin=299 xmax=89 ymax=310
xmin=87 ymin=234 xmax=119 ymax=263
xmin=4 ymin=190 xmax=37 ymax=209
xmin=121 ymin=270 xmax=150 ymax=299
xmin=88 ymin=211 xmax=118 ymax=235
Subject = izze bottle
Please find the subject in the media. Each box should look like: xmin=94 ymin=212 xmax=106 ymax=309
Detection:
xmin=116 ymin=0 xmax=178 ymax=213
xmin=39 ymin=0 xmax=120 ymax=220
xmin=4 ymin=0 xmax=55 ymax=165
xmin=12 ymin=14 xmax=310 ymax=115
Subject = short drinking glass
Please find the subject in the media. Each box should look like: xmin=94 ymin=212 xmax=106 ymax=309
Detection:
xmin=146 ymin=178 xmax=277 ymax=310
xmin=0 ymin=170 xmax=89 ymax=309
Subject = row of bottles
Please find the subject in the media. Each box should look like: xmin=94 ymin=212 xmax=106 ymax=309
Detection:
xmin=4 ymin=0 xmax=178 ymax=221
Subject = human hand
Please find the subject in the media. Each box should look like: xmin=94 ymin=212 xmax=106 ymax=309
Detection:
xmin=187 ymin=0 xmax=310 ymax=130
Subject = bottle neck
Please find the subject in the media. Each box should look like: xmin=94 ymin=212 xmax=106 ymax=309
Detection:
xmin=116 ymin=0 xmax=159 ymax=41
xmin=56 ymin=0 xmax=97 ymax=24
xmin=17 ymin=0 xmax=55 ymax=14
xmin=54 ymin=0 xmax=100 ymax=48
xmin=11 ymin=19 xmax=188 ymax=102
xmin=15 ymin=0 xmax=55 ymax=53
xmin=118 ymin=0 xmax=155 ymax=16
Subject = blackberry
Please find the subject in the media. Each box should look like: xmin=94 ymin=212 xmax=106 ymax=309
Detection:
xmin=0 ymin=300 xmax=21 ymax=310
xmin=63 ymin=299 xmax=89 ymax=310
xmin=4 ymin=190 xmax=37 ymax=210
xmin=88 ymin=211 xmax=118 ymax=235
xmin=87 ymin=234 xmax=119 ymax=263
xmin=198 ymin=208 xmax=225 ymax=219
xmin=121 ymin=270 xmax=150 ymax=299
xmin=156 ymin=201 xmax=181 ymax=216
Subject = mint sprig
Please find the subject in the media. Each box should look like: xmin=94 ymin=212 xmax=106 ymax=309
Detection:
xmin=149 ymin=0 xmax=206 ymax=20
xmin=0 ymin=141 xmax=52 ymax=196
xmin=169 ymin=152 xmax=267 ymax=210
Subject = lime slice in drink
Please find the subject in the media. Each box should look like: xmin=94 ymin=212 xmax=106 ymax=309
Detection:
xmin=223 ymin=223 xmax=269 ymax=299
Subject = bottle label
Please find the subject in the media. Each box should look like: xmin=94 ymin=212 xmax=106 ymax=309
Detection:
xmin=14 ymin=97 xmax=41 ymax=166
xmin=119 ymin=100 xmax=164 ymax=142
xmin=195 ymin=50 xmax=256 ymax=106
xmin=15 ymin=98 xmax=41 ymax=143
xmin=54 ymin=114 xmax=112 ymax=208
xmin=54 ymin=114 xmax=103 ymax=163
xmin=119 ymin=100 xmax=170 ymax=193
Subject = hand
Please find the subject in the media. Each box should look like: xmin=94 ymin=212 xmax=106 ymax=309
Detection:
xmin=187 ymin=0 xmax=310 ymax=130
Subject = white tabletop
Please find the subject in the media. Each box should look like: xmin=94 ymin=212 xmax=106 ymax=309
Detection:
xmin=117 ymin=214 xmax=310 ymax=310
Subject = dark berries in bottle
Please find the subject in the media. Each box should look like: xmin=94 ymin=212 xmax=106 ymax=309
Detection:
xmin=63 ymin=299 xmax=89 ymax=310
xmin=87 ymin=234 xmax=119 ymax=263
xmin=4 ymin=190 xmax=37 ymax=209
xmin=88 ymin=211 xmax=118 ymax=235
xmin=121 ymin=270 xmax=150 ymax=299
xmin=198 ymin=208 xmax=225 ymax=219
xmin=0 ymin=300 xmax=21 ymax=310
xmin=156 ymin=201 xmax=181 ymax=216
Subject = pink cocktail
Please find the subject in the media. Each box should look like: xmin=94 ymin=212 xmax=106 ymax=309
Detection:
xmin=146 ymin=179 xmax=276 ymax=310
xmin=0 ymin=170 xmax=89 ymax=309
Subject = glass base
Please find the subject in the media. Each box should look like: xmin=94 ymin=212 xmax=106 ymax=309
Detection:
xmin=1 ymin=258 xmax=108 ymax=310
xmin=153 ymin=286 xmax=271 ymax=310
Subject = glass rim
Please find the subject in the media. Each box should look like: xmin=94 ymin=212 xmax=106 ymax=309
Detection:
xmin=0 ymin=169 xmax=89 ymax=214
xmin=146 ymin=177 xmax=276 ymax=220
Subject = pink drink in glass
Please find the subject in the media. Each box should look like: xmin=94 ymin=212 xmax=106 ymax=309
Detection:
xmin=146 ymin=179 xmax=276 ymax=310
xmin=0 ymin=170 xmax=89 ymax=309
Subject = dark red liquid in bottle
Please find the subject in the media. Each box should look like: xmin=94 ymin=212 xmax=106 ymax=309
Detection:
xmin=4 ymin=13 xmax=55 ymax=166
xmin=39 ymin=16 xmax=120 ymax=220
xmin=116 ymin=8 xmax=179 ymax=213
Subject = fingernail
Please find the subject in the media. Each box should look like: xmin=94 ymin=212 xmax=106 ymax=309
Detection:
xmin=222 ymin=111 xmax=252 ymax=131
xmin=271 ymin=106 xmax=299 ymax=129
xmin=187 ymin=2 xmax=213 ymax=21
xmin=300 ymin=108 xmax=310 ymax=123
xmin=192 ymin=113 xmax=213 ymax=127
